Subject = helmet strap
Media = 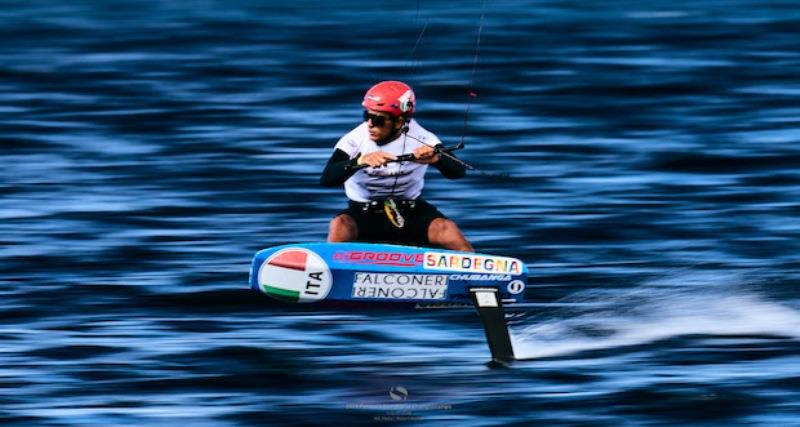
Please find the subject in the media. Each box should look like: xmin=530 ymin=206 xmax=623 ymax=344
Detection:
xmin=375 ymin=116 xmax=410 ymax=146
xmin=401 ymin=116 xmax=411 ymax=134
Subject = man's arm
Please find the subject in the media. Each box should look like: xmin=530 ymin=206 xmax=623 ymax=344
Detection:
xmin=434 ymin=153 xmax=467 ymax=179
xmin=412 ymin=145 xmax=466 ymax=179
xmin=320 ymin=149 xmax=359 ymax=187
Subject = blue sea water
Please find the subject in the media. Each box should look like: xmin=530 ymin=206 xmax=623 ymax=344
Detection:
xmin=2 ymin=0 xmax=800 ymax=425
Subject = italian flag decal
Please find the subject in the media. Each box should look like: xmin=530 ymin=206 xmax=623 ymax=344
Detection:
xmin=258 ymin=248 xmax=332 ymax=303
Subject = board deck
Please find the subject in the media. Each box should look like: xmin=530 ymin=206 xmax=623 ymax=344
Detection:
xmin=250 ymin=242 xmax=528 ymax=306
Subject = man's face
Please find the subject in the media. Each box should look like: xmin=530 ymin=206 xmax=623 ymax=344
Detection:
xmin=364 ymin=109 xmax=403 ymax=143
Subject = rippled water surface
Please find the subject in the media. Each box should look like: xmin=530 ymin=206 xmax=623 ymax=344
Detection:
xmin=2 ymin=0 xmax=800 ymax=425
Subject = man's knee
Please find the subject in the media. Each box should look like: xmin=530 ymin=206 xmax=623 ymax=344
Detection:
xmin=328 ymin=214 xmax=358 ymax=242
xmin=429 ymin=218 xmax=455 ymax=236
xmin=428 ymin=218 xmax=473 ymax=252
xmin=330 ymin=214 xmax=356 ymax=229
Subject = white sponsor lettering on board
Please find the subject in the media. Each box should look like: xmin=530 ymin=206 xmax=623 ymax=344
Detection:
xmin=424 ymin=252 xmax=523 ymax=275
xmin=352 ymin=273 xmax=448 ymax=300
xmin=449 ymin=274 xmax=512 ymax=282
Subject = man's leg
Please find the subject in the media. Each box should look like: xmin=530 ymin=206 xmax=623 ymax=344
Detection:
xmin=327 ymin=214 xmax=358 ymax=242
xmin=427 ymin=218 xmax=473 ymax=252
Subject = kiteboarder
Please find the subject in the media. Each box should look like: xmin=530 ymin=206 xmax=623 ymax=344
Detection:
xmin=320 ymin=80 xmax=473 ymax=252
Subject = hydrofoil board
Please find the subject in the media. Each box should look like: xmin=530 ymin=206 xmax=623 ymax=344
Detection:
xmin=249 ymin=242 xmax=527 ymax=306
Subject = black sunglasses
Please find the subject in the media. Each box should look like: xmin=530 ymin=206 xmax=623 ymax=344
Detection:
xmin=363 ymin=111 xmax=394 ymax=127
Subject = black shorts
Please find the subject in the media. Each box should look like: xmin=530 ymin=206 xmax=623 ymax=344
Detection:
xmin=336 ymin=198 xmax=445 ymax=247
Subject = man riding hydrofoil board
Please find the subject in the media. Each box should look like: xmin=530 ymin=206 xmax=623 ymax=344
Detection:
xmin=320 ymin=81 xmax=473 ymax=252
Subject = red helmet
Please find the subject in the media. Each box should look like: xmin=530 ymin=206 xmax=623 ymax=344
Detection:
xmin=361 ymin=81 xmax=415 ymax=117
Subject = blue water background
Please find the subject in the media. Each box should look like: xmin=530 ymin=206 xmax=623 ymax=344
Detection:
xmin=2 ymin=0 xmax=800 ymax=425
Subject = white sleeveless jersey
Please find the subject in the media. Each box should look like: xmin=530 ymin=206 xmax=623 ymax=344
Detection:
xmin=334 ymin=119 xmax=442 ymax=203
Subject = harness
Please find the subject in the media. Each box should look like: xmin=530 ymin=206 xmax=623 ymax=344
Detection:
xmin=348 ymin=199 xmax=417 ymax=229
